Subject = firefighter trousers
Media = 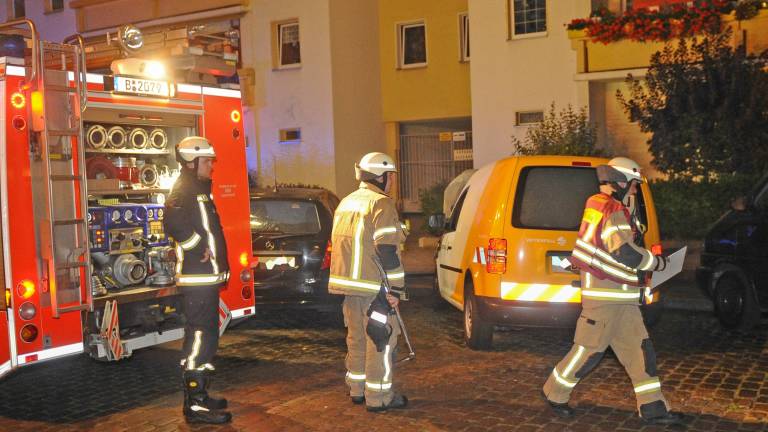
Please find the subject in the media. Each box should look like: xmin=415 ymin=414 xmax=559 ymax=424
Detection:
xmin=542 ymin=304 xmax=669 ymax=415
xmin=180 ymin=285 xmax=220 ymax=371
xmin=342 ymin=295 xmax=401 ymax=407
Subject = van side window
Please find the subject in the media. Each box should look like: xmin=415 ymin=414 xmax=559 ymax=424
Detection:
xmin=447 ymin=187 xmax=469 ymax=232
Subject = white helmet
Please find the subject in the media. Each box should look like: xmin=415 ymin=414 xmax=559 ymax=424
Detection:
xmin=597 ymin=157 xmax=643 ymax=184
xmin=355 ymin=152 xmax=397 ymax=181
xmin=177 ymin=136 xmax=215 ymax=162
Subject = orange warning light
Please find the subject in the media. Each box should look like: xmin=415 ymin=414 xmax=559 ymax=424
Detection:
xmin=16 ymin=280 xmax=36 ymax=300
xmin=30 ymin=91 xmax=43 ymax=115
xmin=230 ymin=110 xmax=241 ymax=123
xmin=10 ymin=92 xmax=25 ymax=109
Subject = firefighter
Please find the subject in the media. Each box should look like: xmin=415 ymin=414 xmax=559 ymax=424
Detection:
xmin=164 ymin=136 xmax=232 ymax=424
xmin=329 ymin=152 xmax=408 ymax=412
xmin=541 ymin=157 xmax=684 ymax=425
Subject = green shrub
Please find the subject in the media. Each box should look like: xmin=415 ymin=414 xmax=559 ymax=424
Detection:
xmin=419 ymin=182 xmax=447 ymax=234
xmin=649 ymin=174 xmax=760 ymax=239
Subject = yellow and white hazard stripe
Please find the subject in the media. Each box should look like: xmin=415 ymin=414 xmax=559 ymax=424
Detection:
xmin=471 ymin=247 xmax=487 ymax=265
xmin=500 ymin=282 xmax=581 ymax=303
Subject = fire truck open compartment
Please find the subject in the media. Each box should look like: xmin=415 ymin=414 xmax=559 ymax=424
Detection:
xmin=0 ymin=20 xmax=254 ymax=374
xmin=81 ymin=102 xmax=201 ymax=359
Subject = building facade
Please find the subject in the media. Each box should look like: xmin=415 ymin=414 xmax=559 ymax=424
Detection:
xmin=378 ymin=0 xmax=472 ymax=211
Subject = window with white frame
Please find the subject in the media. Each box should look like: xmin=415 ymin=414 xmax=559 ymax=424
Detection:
xmin=516 ymin=110 xmax=544 ymax=125
xmin=459 ymin=13 xmax=470 ymax=62
xmin=398 ymin=21 xmax=427 ymax=68
xmin=275 ymin=20 xmax=301 ymax=68
xmin=46 ymin=0 xmax=64 ymax=13
xmin=512 ymin=0 xmax=546 ymax=36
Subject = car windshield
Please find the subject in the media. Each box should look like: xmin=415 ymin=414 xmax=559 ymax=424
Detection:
xmin=512 ymin=165 xmax=650 ymax=232
xmin=250 ymin=199 xmax=321 ymax=234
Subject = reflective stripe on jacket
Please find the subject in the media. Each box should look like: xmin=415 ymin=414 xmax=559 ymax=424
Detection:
xmin=329 ymin=183 xmax=405 ymax=297
xmin=164 ymin=170 xmax=230 ymax=287
xmin=569 ymin=193 xmax=656 ymax=307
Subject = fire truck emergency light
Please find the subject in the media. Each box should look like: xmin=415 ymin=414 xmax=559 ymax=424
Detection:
xmin=16 ymin=280 xmax=35 ymax=300
xmin=10 ymin=92 xmax=25 ymax=109
xmin=231 ymin=110 xmax=241 ymax=123
xmin=111 ymin=58 xmax=167 ymax=80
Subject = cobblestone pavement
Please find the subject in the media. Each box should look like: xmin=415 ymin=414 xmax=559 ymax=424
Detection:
xmin=1 ymin=276 xmax=767 ymax=431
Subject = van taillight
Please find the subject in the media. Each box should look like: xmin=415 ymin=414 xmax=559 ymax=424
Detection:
xmin=321 ymin=241 xmax=332 ymax=270
xmin=486 ymin=238 xmax=507 ymax=274
xmin=651 ymin=244 xmax=662 ymax=255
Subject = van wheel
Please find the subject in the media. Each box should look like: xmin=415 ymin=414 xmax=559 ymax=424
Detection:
xmin=715 ymin=272 xmax=760 ymax=331
xmin=464 ymin=280 xmax=493 ymax=350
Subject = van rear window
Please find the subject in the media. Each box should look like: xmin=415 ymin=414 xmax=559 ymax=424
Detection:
xmin=512 ymin=166 xmax=599 ymax=231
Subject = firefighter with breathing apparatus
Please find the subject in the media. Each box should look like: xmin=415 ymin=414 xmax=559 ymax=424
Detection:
xmin=541 ymin=157 xmax=684 ymax=425
xmin=164 ymin=136 xmax=232 ymax=424
xmin=329 ymin=152 xmax=409 ymax=412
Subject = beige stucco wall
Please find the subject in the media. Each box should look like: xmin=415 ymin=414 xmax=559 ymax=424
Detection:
xmin=590 ymin=80 xmax=659 ymax=178
xmin=0 ymin=1 xmax=77 ymax=42
xmin=378 ymin=0 xmax=471 ymax=123
xmin=329 ymin=0 xmax=386 ymax=198
xmin=469 ymin=0 xmax=590 ymax=168
xmin=239 ymin=0 xmax=337 ymax=191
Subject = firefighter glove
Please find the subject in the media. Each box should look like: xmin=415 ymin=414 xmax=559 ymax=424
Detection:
xmin=652 ymin=255 xmax=668 ymax=272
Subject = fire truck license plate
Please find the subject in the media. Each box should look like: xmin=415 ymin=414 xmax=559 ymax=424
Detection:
xmin=114 ymin=76 xmax=173 ymax=98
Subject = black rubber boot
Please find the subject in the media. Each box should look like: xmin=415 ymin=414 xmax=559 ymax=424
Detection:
xmin=183 ymin=371 xmax=232 ymax=424
xmin=351 ymin=396 xmax=365 ymax=405
xmin=366 ymin=394 xmax=408 ymax=412
xmin=640 ymin=400 xmax=685 ymax=426
xmin=201 ymin=371 xmax=228 ymax=410
xmin=540 ymin=391 xmax=574 ymax=418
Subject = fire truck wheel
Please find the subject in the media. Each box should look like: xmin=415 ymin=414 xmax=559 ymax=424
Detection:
xmin=463 ymin=277 xmax=493 ymax=350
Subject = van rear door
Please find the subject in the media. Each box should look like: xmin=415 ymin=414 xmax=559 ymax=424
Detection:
xmin=503 ymin=165 xmax=600 ymax=304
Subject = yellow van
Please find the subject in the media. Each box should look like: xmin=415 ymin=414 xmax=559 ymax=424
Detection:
xmin=434 ymin=155 xmax=662 ymax=349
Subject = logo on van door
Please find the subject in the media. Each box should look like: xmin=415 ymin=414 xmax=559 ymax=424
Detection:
xmin=525 ymin=236 xmax=568 ymax=247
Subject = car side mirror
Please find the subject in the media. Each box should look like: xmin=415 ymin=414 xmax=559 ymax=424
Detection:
xmin=427 ymin=214 xmax=445 ymax=232
xmin=730 ymin=196 xmax=749 ymax=212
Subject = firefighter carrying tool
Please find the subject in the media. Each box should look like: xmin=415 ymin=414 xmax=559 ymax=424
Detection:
xmin=329 ymin=152 xmax=409 ymax=412
xmin=541 ymin=157 xmax=684 ymax=426
xmin=164 ymin=136 xmax=232 ymax=424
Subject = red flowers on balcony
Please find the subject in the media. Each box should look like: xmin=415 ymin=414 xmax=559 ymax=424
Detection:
xmin=566 ymin=1 xmax=752 ymax=44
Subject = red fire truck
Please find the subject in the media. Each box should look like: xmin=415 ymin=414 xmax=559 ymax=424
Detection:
xmin=0 ymin=20 xmax=255 ymax=378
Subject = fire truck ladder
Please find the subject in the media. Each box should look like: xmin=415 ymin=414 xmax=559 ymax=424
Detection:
xmin=35 ymin=38 xmax=91 ymax=318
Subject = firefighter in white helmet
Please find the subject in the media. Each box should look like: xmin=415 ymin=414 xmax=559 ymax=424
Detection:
xmin=541 ymin=157 xmax=683 ymax=425
xmin=329 ymin=152 xmax=408 ymax=412
xmin=164 ymin=136 xmax=232 ymax=424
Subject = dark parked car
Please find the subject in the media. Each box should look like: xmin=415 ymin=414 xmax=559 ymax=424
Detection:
xmin=250 ymin=187 xmax=341 ymax=311
xmin=697 ymin=175 xmax=768 ymax=330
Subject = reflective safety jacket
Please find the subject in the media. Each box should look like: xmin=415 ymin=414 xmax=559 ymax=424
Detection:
xmin=569 ymin=193 xmax=659 ymax=307
xmin=164 ymin=170 xmax=230 ymax=287
xmin=329 ymin=182 xmax=406 ymax=297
